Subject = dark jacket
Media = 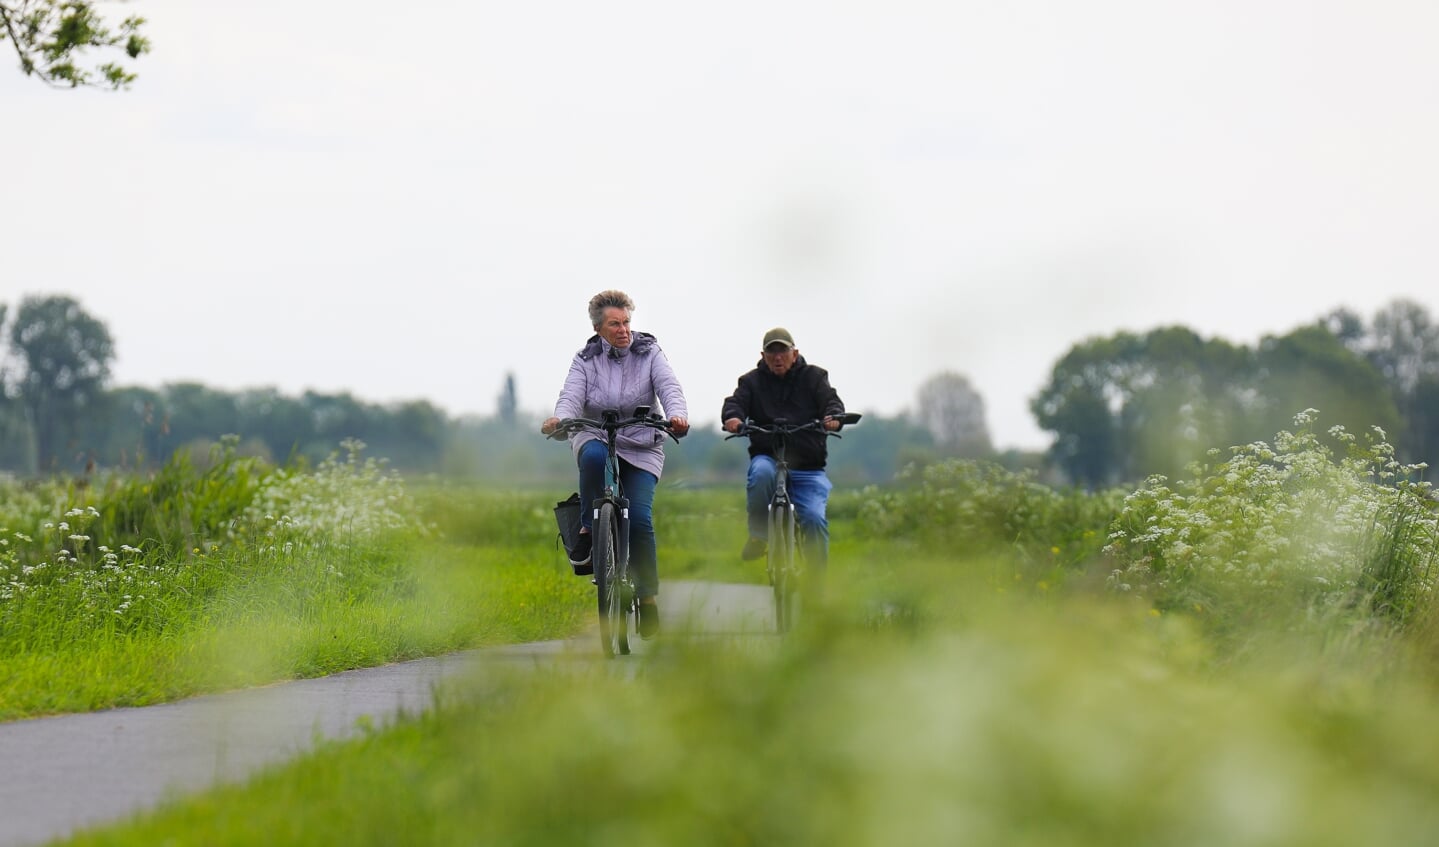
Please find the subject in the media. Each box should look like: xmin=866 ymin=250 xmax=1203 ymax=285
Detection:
xmin=720 ymin=355 xmax=846 ymax=470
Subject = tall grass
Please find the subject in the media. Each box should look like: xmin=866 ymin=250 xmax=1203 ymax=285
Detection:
xmin=1103 ymin=411 xmax=1439 ymax=646
xmin=0 ymin=443 xmax=590 ymax=720
xmin=23 ymin=411 xmax=1439 ymax=845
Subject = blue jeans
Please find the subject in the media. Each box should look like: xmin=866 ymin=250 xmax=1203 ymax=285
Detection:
xmin=746 ymin=455 xmax=834 ymax=575
xmin=578 ymin=440 xmax=659 ymax=599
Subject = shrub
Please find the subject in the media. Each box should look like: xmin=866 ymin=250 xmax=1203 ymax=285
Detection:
xmin=1104 ymin=410 xmax=1439 ymax=627
xmin=855 ymin=459 xmax=1123 ymax=567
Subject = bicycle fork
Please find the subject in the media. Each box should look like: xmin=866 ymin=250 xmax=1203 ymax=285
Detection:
xmin=595 ymin=496 xmax=634 ymax=599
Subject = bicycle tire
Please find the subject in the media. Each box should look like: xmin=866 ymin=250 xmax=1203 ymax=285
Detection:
xmin=594 ymin=502 xmax=627 ymax=657
xmin=769 ymin=503 xmax=798 ymax=633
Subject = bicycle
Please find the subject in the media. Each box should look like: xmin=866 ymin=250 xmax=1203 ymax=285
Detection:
xmin=726 ymin=412 xmax=861 ymax=632
xmin=548 ymin=406 xmax=681 ymax=657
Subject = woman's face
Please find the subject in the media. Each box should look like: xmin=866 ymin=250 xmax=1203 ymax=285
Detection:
xmin=597 ymin=307 xmax=632 ymax=348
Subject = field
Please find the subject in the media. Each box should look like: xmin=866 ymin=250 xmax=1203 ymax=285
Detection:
xmin=6 ymin=418 xmax=1439 ymax=845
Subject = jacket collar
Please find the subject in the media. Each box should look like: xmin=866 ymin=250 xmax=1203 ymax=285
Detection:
xmin=753 ymin=353 xmax=808 ymax=379
xmin=580 ymin=331 xmax=658 ymax=361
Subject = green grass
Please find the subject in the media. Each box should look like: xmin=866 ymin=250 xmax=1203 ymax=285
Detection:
xmin=0 ymin=532 xmax=591 ymax=719
xmin=0 ymin=473 xmax=599 ymax=720
xmin=13 ymin=436 xmax=1439 ymax=845
xmin=57 ymin=553 xmax=1439 ymax=847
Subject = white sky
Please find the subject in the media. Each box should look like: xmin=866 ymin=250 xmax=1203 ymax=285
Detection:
xmin=4 ymin=0 xmax=1438 ymax=450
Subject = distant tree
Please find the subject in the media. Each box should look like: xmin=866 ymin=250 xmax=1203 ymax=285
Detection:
xmin=826 ymin=412 xmax=934 ymax=484
xmin=1319 ymin=306 xmax=1367 ymax=353
xmin=1412 ymin=374 xmax=1439 ymax=467
xmin=1031 ymin=333 xmax=1131 ymax=487
xmin=1253 ymin=324 xmax=1400 ymax=443
xmin=1032 ymin=327 xmax=1257 ymax=486
xmin=913 ymin=371 xmax=991 ymax=457
xmin=302 ymin=390 xmax=372 ymax=452
xmin=7 ymin=294 xmax=114 ymax=470
xmin=1119 ymin=327 xmax=1254 ymax=480
xmin=1366 ymin=300 xmax=1439 ymax=398
xmin=236 ymin=388 xmax=313 ymax=463
xmin=1318 ymin=299 xmax=1439 ymax=463
xmin=1 ymin=0 xmax=149 ymax=88
xmin=380 ymin=399 xmax=448 ymax=469
xmin=0 ymin=302 xmax=31 ymax=469
xmin=76 ymin=384 xmax=162 ymax=466
xmin=161 ymin=382 xmax=241 ymax=447
xmin=497 ymin=373 xmax=518 ymax=427
xmin=1363 ymin=300 xmax=1439 ymax=462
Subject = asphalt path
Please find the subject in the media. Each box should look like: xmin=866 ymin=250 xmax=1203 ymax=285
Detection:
xmin=0 ymin=580 xmax=773 ymax=847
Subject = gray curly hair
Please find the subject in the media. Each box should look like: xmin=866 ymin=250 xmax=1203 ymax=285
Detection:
xmin=588 ymin=289 xmax=635 ymax=328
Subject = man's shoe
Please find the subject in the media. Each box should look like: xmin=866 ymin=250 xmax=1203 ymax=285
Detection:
xmin=741 ymin=536 xmax=767 ymax=561
xmin=638 ymin=601 xmax=659 ymax=639
xmin=569 ymin=532 xmax=593 ymax=576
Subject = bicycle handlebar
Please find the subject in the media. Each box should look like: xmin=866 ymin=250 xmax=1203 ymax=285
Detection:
xmin=547 ymin=409 xmax=685 ymax=444
xmin=724 ymin=412 xmax=862 ymax=440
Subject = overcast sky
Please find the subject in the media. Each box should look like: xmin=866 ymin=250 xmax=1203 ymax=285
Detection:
xmin=4 ymin=0 xmax=1438 ymax=450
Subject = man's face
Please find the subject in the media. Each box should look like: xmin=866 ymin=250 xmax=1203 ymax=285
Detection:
xmin=762 ymin=346 xmax=798 ymax=377
xmin=598 ymin=307 xmax=632 ymax=348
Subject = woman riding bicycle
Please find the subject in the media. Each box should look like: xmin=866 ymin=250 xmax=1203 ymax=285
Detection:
xmin=721 ymin=327 xmax=849 ymax=588
xmin=541 ymin=290 xmax=689 ymax=639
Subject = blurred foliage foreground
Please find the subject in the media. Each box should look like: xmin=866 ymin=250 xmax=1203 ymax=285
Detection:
xmin=41 ymin=411 xmax=1439 ymax=847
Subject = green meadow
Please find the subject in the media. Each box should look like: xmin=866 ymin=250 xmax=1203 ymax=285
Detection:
xmin=6 ymin=416 xmax=1439 ymax=845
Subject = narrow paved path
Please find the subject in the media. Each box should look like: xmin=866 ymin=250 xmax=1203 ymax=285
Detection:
xmin=0 ymin=580 xmax=772 ymax=847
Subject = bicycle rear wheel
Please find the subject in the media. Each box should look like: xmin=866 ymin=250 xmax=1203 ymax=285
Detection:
xmin=769 ymin=503 xmax=798 ymax=633
xmin=594 ymin=502 xmax=629 ymax=657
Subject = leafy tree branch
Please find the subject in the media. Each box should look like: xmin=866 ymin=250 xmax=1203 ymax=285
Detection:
xmin=0 ymin=0 xmax=149 ymax=89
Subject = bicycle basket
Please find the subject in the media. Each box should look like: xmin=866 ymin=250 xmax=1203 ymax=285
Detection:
xmin=553 ymin=492 xmax=583 ymax=552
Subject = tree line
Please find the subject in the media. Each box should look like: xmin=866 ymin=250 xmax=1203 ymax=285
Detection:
xmin=1032 ymin=299 xmax=1439 ymax=487
xmin=0 ymin=294 xmax=970 ymax=484
xmin=5 ymin=293 xmax=1435 ymax=488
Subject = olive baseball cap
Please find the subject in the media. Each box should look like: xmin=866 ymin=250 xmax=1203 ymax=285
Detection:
xmin=762 ymin=327 xmax=795 ymax=351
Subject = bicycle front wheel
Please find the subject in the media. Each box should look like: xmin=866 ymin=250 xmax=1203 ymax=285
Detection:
xmin=769 ymin=503 xmax=798 ymax=633
xmin=594 ymin=502 xmax=628 ymax=657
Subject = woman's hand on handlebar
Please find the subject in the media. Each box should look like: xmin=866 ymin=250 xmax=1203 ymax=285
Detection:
xmin=669 ymin=417 xmax=690 ymax=437
xmin=540 ymin=417 xmax=561 ymax=435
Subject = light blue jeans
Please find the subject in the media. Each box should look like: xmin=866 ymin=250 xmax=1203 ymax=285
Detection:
xmin=746 ymin=455 xmax=834 ymax=574
xmin=578 ymin=440 xmax=659 ymax=599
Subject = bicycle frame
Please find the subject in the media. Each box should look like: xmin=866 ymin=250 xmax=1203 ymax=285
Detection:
xmin=767 ymin=428 xmax=801 ymax=632
xmin=727 ymin=412 xmax=860 ymax=633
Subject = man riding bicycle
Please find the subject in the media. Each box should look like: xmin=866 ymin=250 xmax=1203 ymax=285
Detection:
xmin=721 ymin=327 xmax=849 ymax=588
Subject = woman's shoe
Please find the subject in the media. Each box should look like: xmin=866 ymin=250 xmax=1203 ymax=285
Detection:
xmin=569 ymin=532 xmax=593 ymax=576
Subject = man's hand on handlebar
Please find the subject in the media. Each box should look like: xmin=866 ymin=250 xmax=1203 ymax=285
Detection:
xmin=725 ymin=412 xmax=859 ymax=437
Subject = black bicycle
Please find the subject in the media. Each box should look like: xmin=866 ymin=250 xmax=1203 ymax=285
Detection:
xmin=548 ymin=407 xmax=680 ymax=657
xmin=727 ymin=412 xmax=861 ymax=632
